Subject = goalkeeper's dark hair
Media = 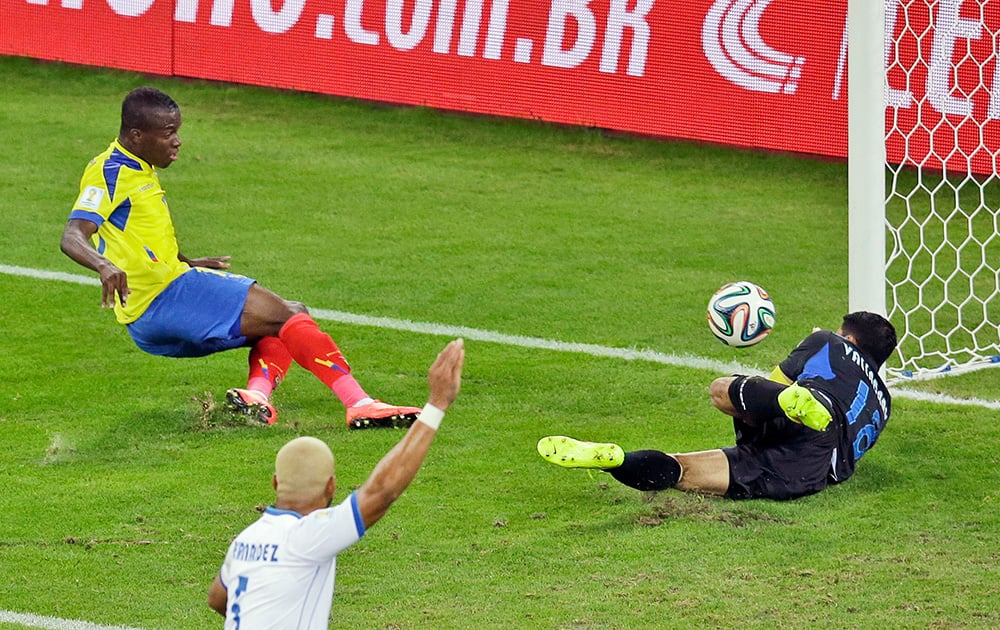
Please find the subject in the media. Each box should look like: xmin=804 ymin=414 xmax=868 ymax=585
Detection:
xmin=120 ymin=87 xmax=178 ymax=134
xmin=841 ymin=311 xmax=897 ymax=367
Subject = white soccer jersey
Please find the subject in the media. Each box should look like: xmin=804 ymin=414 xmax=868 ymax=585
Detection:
xmin=218 ymin=492 xmax=366 ymax=629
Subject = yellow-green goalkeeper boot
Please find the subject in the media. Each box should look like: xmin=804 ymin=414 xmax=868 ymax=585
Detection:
xmin=536 ymin=436 xmax=625 ymax=469
xmin=778 ymin=384 xmax=832 ymax=431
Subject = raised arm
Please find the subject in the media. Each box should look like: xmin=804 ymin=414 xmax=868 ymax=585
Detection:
xmin=60 ymin=218 xmax=130 ymax=308
xmin=356 ymin=338 xmax=465 ymax=528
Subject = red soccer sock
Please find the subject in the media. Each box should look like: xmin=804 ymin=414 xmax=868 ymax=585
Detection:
xmin=278 ymin=313 xmax=370 ymax=407
xmin=246 ymin=336 xmax=293 ymax=398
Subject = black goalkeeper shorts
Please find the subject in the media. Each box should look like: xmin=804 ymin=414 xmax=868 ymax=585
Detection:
xmin=722 ymin=413 xmax=844 ymax=501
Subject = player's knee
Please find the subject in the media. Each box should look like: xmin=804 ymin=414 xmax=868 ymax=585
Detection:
xmin=710 ymin=376 xmax=737 ymax=411
xmin=286 ymin=300 xmax=308 ymax=315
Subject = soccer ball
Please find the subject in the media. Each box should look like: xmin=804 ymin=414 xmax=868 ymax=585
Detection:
xmin=706 ymin=281 xmax=775 ymax=347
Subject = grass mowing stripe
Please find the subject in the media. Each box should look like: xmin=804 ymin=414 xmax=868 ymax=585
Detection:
xmin=0 ymin=610 xmax=144 ymax=630
xmin=4 ymin=263 xmax=998 ymax=410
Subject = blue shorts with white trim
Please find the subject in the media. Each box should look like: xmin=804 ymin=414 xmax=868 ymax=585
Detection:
xmin=127 ymin=268 xmax=255 ymax=358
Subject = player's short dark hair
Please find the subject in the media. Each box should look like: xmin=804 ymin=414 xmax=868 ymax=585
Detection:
xmin=841 ymin=311 xmax=897 ymax=367
xmin=120 ymin=87 xmax=179 ymax=134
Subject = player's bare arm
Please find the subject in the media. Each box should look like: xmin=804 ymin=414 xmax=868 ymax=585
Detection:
xmin=178 ymin=253 xmax=231 ymax=270
xmin=356 ymin=339 xmax=464 ymax=528
xmin=427 ymin=339 xmax=464 ymax=410
xmin=60 ymin=218 xmax=130 ymax=308
xmin=207 ymin=574 xmax=227 ymax=616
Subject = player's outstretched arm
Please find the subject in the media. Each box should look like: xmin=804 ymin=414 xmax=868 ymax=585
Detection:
xmin=178 ymin=253 xmax=231 ymax=270
xmin=356 ymin=339 xmax=465 ymax=529
xmin=60 ymin=219 xmax=130 ymax=308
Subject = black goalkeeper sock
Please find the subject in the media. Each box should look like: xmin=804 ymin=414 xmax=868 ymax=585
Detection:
xmin=728 ymin=375 xmax=787 ymax=418
xmin=608 ymin=450 xmax=681 ymax=491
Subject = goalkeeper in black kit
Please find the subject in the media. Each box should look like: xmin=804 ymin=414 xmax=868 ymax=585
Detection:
xmin=538 ymin=312 xmax=897 ymax=501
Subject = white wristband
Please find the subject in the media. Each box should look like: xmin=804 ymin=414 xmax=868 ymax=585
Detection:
xmin=416 ymin=403 xmax=444 ymax=430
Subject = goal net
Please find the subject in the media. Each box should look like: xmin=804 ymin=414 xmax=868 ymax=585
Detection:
xmin=851 ymin=0 xmax=1000 ymax=381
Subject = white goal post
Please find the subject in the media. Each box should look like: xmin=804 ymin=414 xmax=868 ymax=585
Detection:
xmin=849 ymin=0 xmax=1000 ymax=381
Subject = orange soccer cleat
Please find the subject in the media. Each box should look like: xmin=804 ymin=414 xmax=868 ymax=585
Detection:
xmin=226 ymin=388 xmax=278 ymax=426
xmin=346 ymin=400 xmax=421 ymax=430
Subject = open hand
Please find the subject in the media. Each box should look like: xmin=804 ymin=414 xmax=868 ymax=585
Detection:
xmin=427 ymin=339 xmax=465 ymax=411
xmin=186 ymin=256 xmax=231 ymax=270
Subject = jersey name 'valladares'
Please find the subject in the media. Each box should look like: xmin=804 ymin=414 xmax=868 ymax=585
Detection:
xmin=781 ymin=330 xmax=892 ymax=481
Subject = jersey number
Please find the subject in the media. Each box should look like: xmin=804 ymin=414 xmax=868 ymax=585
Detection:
xmin=231 ymin=575 xmax=249 ymax=629
xmin=846 ymin=381 xmax=884 ymax=460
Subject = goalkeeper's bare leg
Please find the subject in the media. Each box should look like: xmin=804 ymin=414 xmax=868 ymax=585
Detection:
xmin=537 ymin=436 xmax=729 ymax=495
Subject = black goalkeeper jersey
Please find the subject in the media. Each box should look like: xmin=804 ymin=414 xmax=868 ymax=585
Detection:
xmin=779 ymin=330 xmax=892 ymax=481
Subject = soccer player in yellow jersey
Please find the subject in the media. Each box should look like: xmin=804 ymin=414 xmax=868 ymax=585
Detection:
xmin=61 ymin=87 xmax=419 ymax=429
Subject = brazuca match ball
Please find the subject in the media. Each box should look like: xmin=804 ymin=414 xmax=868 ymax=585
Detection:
xmin=706 ymin=281 xmax=775 ymax=347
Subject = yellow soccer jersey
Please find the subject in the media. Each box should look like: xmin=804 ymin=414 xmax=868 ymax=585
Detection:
xmin=69 ymin=140 xmax=190 ymax=324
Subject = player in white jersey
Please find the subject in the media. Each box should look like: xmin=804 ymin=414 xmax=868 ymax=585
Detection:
xmin=207 ymin=339 xmax=465 ymax=628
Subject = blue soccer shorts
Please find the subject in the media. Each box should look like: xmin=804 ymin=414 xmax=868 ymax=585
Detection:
xmin=127 ymin=268 xmax=255 ymax=358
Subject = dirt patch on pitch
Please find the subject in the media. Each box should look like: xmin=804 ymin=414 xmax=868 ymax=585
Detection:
xmin=637 ymin=493 xmax=790 ymax=528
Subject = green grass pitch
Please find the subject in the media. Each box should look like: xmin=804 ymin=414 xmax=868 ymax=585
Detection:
xmin=0 ymin=56 xmax=997 ymax=628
